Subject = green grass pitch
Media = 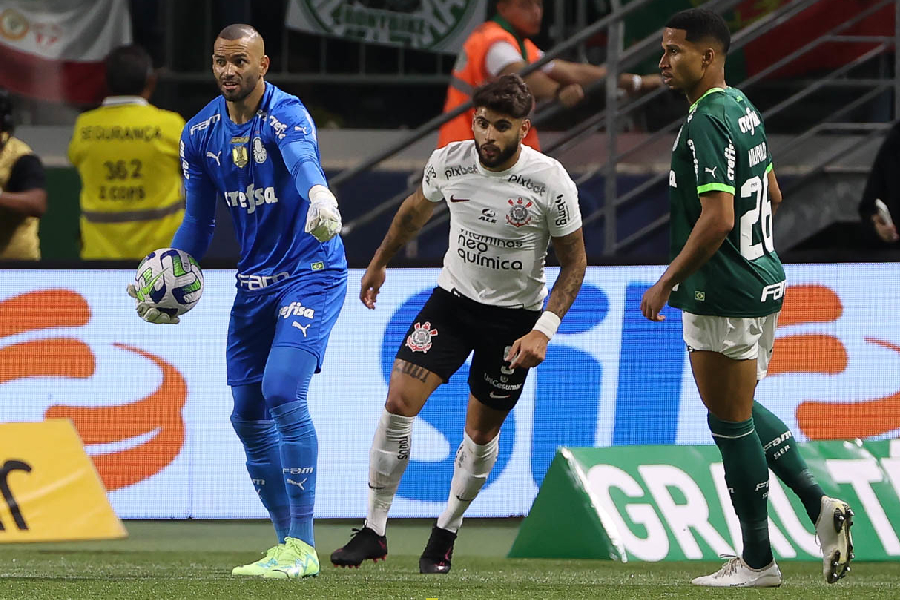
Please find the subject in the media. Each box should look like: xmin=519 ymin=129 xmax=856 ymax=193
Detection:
xmin=1 ymin=519 xmax=897 ymax=600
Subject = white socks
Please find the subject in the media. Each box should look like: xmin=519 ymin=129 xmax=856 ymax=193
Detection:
xmin=365 ymin=409 xmax=414 ymax=536
xmin=436 ymin=432 xmax=499 ymax=533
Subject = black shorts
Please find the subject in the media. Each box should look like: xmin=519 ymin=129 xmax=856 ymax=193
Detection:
xmin=395 ymin=287 xmax=540 ymax=411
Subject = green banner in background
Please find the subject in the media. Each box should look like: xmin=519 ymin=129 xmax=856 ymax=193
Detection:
xmin=510 ymin=440 xmax=900 ymax=562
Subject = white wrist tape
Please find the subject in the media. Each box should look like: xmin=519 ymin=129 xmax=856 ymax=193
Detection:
xmin=532 ymin=311 xmax=561 ymax=339
xmin=632 ymin=74 xmax=642 ymax=92
xmin=309 ymin=184 xmax=337 ymax=206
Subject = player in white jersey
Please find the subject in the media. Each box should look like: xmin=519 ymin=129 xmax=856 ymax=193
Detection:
xmin=331 ymin=74 xmax=586 ymax=574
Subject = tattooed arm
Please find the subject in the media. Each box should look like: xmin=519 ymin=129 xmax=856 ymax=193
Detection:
xmin=545 ymin=227 xmax=587 ymax=320
xmin=360 ymin=186 xmax=436 ymax=309
xmin=508 ymin=228 xmax=587 ymax=368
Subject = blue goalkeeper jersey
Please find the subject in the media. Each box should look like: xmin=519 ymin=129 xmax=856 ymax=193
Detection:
xmin=174 ymin=82 xmax=346 ymax=291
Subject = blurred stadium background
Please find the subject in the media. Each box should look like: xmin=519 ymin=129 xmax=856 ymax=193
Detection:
xmin=1 ymin=0 xmax=900 ymax=598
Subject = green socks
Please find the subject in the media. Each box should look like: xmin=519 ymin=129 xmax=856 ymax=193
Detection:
xmin=753 ymin=401 xmax=825 ymax=523
xmin=708 ymin=413 xmax=773 ymax=569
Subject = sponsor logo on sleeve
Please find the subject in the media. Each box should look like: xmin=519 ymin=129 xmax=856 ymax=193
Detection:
xmin=189 ymin=114 xmax=220 ymax=135
xmin=424 ymin=164 xmax=437 ymax=185
xmin=553 ymin=194 xmax=570 ymax=227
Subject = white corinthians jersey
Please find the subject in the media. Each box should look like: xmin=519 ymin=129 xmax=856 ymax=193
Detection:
xmin=422 ymin=140 xmax=582 ymax=310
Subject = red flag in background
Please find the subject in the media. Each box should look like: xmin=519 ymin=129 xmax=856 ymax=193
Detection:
xmin=0 ymin=1 xmax=131 ymax=105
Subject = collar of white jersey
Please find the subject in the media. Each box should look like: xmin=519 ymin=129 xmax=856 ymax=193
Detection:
xmin=475 ymin=144 xmax=530 ymax=177
xmin=102 ymin=96 xmax=149 ymax=107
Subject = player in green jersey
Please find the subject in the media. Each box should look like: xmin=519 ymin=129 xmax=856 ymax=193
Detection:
xmin=641 ymin=8 xmax=854 ymax=587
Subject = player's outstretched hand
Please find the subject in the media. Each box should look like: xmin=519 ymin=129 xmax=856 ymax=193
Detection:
xmin=506 ymin=330 xmax=549 ymax=370
xmin=126 ymin=283 xmax=180 ymax=324
xmin=557 ymin=83 xmax=585 ymax=108
xmin=640 ymin=279 xmax=671 ymax=322
xmin=873 ymin=213 xmax=899 ymax=242
xmin=306 ymin=186 xmax=342 ymax=243
xmin=359 ymin=265 xmax=386 ymax=310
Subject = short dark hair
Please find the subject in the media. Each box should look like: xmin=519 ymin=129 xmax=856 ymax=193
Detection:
xmin=217 ymin=23 xmax=260 ymax=41
xmin=105 ymin=45 xmax=152 ymax=96
xmin=472 ymin=73 xmax=533 ymax=119
xmin=666 ymin=8 xmax=731 ymax=54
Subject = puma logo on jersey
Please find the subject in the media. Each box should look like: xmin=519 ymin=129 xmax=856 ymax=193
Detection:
xmin=292 ymin=321 xmax=310 ymax=336
xmin=704 ymin=166 xmax=717 ymax=178
xmin=206 ymin=151 xmax=221 ymax=166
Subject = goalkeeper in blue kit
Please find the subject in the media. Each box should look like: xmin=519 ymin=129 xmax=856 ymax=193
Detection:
xmin=126 ymin=24 xmax=346 ymax=579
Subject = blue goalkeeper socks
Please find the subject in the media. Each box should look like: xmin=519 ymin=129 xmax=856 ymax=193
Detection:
xmin=229 ymin=415 xmax=291 ymax=542
xmin=270 ymin=400 xmax=318 ymax=547
xmin=265 ymin=346 xmax=319 ymax=547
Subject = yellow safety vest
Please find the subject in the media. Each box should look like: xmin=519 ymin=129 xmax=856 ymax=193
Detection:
xmin=0 ymin=136 xmax=40 ymax=260
xmin=69 ymin=97 xmax=186 ymax=259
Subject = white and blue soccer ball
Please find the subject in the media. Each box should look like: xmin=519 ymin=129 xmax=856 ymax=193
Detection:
xmin=133 ymin=248 xmax=204 ymax=317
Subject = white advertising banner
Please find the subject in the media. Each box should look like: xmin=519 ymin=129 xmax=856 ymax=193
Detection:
xmin=0 ymin=264 xmax=897 ymax=518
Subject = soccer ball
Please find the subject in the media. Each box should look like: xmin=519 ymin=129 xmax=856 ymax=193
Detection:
xmin=132 ymin=248 xmax=204 ymax=317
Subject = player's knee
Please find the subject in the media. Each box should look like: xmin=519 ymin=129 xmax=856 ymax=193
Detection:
xmin=230 ymin=383 xmax=267 ymax=421
xmin=261 ymin=367 xmax=302 ymax=409
xmin=384 ymin=390 xmax=422 ymax=417
xmin=466 ymin=428 xmax=499 ymax=446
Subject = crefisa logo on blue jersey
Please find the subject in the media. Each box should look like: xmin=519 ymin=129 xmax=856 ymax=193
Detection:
xmin=224 ymin=184 xmax=278 ymax=214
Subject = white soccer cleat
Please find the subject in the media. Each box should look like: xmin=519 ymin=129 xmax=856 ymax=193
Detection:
xmin=691 ymin=556 xmax=782 ymax=588
xmin=816 ymin=496 xmax=855 ymax=583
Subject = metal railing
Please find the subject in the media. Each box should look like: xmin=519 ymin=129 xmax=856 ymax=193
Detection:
xmin=412 ymin=0 xmax=813 ymax=249
xmin=336 ymin=0 xmax=746 ymax=239
xmin=155 ymin=0 xmax=897 ymax=257
xmin=414 ymin=0 xmax=897 ymax=256
xmin=609 ymin=0 xmax=897 ymax=254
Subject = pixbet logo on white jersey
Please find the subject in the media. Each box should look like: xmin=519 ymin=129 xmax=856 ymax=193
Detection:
xmin=224 ymin=184 xmax=278 ymax=214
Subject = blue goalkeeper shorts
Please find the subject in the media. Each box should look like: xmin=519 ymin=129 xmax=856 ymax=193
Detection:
xmin=226 ymin=269 xmax=347 ymax=386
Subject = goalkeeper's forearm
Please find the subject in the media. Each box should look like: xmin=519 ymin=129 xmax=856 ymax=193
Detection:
xmin=371 ymin=190 xmax=434 ymax=268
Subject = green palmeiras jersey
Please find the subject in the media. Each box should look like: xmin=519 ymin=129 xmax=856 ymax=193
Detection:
xmin=668 ymin=87 xmax=786 ymax=317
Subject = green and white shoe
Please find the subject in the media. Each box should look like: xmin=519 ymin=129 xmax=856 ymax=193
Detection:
xmin=263 ymin=536 xmax=320 ymax=579
xmin=231 ymin=543 xmax=284 ymax=576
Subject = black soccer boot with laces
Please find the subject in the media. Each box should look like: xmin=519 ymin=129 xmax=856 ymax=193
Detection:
xmin=418 ymin=525 xmax=456 ymax=574
xmin=330 ymin=527 xmax=387 ymax=567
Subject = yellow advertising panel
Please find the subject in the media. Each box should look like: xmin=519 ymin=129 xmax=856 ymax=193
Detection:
xmin=0 ymin=419 xmax=126 ymax=542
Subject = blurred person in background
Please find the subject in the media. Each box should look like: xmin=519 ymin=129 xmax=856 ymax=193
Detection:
xmin=438 ymin=0 xmax=663 ymax=150
xmin=68 ymin=44 xmax=185 ymax=259
xmin=858 ymin=119 xmax=900 ymax=246
xmin=0 ymin=89 xmax=47 ymax=260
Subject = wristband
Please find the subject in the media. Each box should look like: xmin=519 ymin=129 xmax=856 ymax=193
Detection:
xmin=309 ymin=184 xmax=337 ymax=206
xmin=532 ymin=311 xmax=561 ymax=340
xmin=632 ymin=74 xmax=642 ymax=92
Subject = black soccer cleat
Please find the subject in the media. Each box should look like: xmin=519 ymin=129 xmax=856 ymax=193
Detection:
xmin=330 ymin=527 xmax=387 ymax=568
xmin=419 ymin=525 xmax=456 ymax=574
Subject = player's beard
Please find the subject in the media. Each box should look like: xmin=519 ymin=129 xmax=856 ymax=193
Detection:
xmin=219 ymin=74 xmax=258 ymax=103
xmin=476 ymin=141 xmax=517 ymax=169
